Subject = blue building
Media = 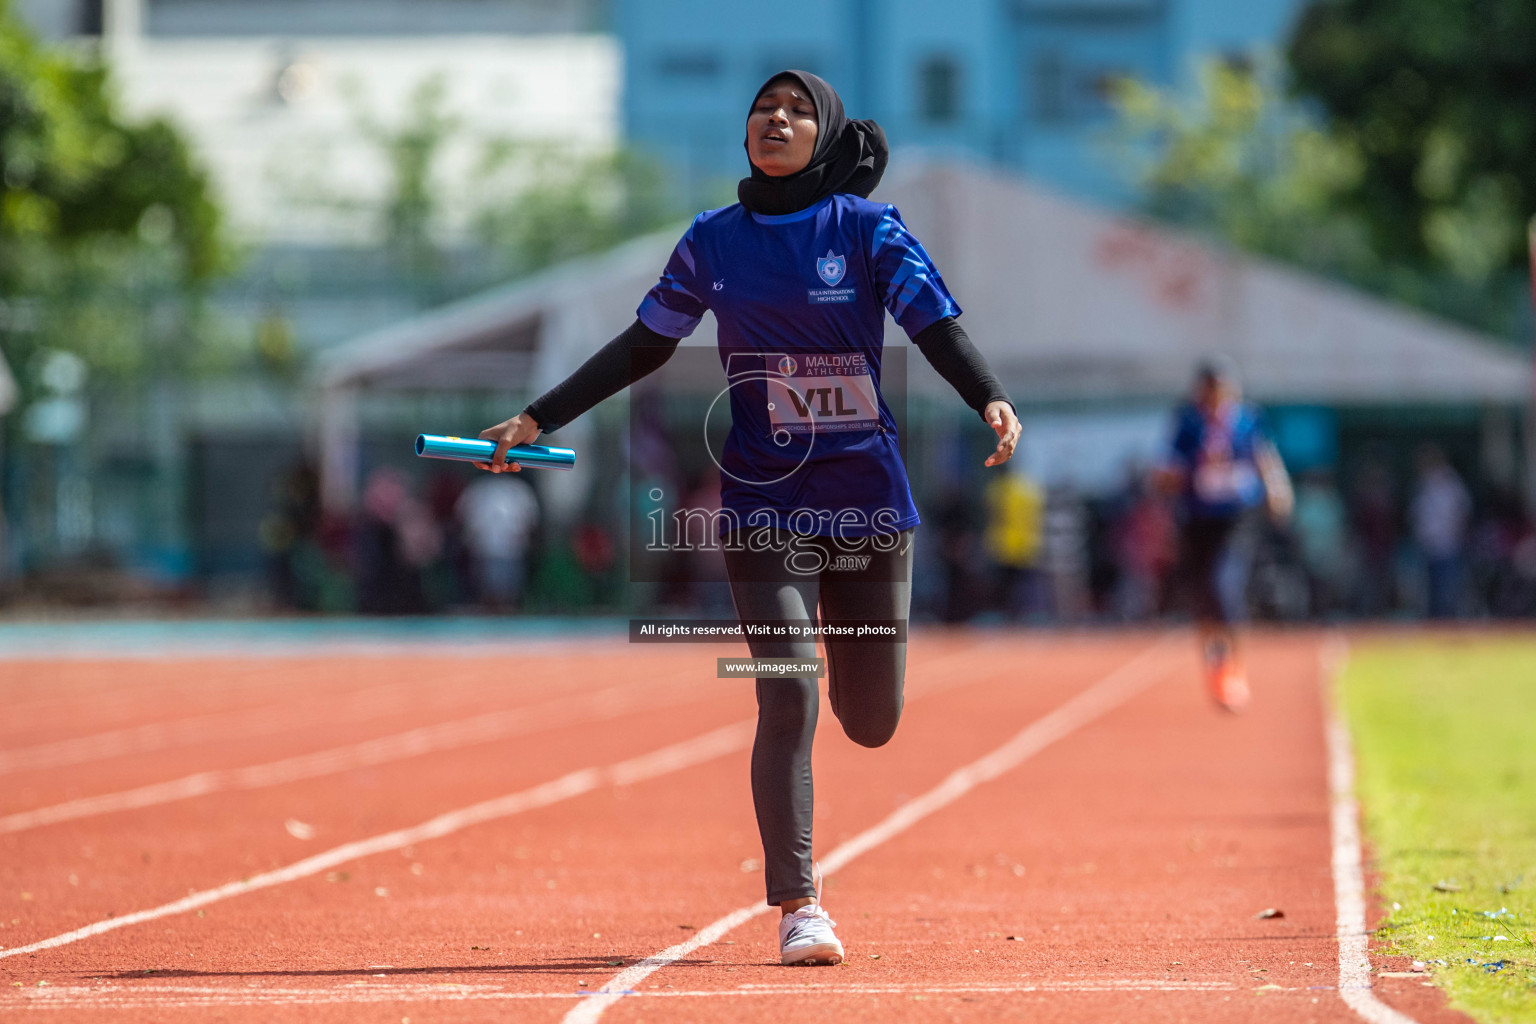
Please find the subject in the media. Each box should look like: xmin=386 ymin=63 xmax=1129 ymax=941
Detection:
xmin=615 ymin=0 xmax=1302 ymax=206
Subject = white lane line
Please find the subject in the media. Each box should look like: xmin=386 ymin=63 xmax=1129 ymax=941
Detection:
xmin=0 ymin=633 xmax=1003 ymax=779
xmin=0 ymin=650 xmax=654 ymax=775
xmin=0 ymin=675 xmax=711 ymax=834
xmin=2 ymin=706 xmax=302 ymax=777
xmin=0 ymin=640 xmax=1017 ymax=960
xmin=0 ymin=635 xmax=630 ymax=663
xmin=563 ymin=636 xmax=1179 ymax=1024
xmin=0 ymin=720 xmax=757 ymax=962
xmin=1321 ymin=635 xmax=1422 ymax=1024
xmin=6 ymin=978 xmax=1236 ymax=1008
xmin=1 ymin=672 xmax=536 ymax=778
xmin=0 ymin=639 xmax=1012 ymax=834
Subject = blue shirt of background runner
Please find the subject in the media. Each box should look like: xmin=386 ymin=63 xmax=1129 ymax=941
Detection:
xmin=637 ymin=193 xmax=960 ymax=538
xmin=1168 ymin=401 xmax=1269 ymax=520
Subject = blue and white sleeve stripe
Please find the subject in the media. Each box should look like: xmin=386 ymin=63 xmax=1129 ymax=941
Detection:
xmin=636 ymin=219 xmax=709 ymax=338
xmin=871 ymin=206 xmax=961 ymax=332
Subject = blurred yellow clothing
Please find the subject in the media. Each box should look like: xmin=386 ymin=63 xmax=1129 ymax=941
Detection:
xmin=985 ymin=473 xmax=1045 ymax=568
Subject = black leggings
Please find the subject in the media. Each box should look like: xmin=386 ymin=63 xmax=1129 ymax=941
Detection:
xmin=722 ymin=527 xmax=915 ymax=905
xmin=1179 ymin=514 xmax=1241 ymax=625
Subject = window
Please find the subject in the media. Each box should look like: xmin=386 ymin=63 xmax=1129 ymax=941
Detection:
xmin=1218 ymin=51 xmax=1255 ymax=75
xmin=1031 ymin=49 xmax=1138 ymax=124
xmin=78 ymin=0 xmax=103 ymax=34
xmin=1032 ymin=49 xmax=1069 ymax=123
xmin=1089 ymin=69 xmax=1132 ymax=103
xmin=657 ymin=52 xmax=721 ymax=79
xmin=759 ymin=57 xmax=821 ymax=84
xmin=918 ymin=55 xmax=961 ymax=124
xmin=1018 ymin=0 xmax=1160 ymax=21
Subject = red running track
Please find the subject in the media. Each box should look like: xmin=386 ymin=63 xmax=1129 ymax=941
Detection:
xmin=0 ymin=631 xmax=1472 ymax=1022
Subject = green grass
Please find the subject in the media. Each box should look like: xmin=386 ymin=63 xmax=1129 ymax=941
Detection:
xmin=1343 ymin=636 xmax=1536 ymax=1023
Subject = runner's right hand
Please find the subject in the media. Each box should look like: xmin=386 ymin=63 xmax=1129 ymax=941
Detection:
xmin=476 ymin=411 xmax=541 ymax=473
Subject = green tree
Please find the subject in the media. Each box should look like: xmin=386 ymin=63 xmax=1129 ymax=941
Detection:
xmin=348 ymin=73 xmax=461 ymax=280
xmin=1288 ymin=0 xmax=1535 ymax=283
xmin=292 ymin=73 xmax=681 ymax=299
xmin=0 ymin=0 xmax=228 ymax=388
xmin=1111 ymin=55 xmax=1529 ymax=337
xmin=1112 ymin=58 xmax=1373 ymax=273
xmin=474 ymin=143 xmax=678 ymax=276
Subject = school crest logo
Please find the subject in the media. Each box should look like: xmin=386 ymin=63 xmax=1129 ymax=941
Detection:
xmin=816 ymin=250 xmax=847 ymax=286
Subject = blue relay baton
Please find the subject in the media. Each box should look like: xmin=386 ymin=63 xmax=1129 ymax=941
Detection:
xmin=415 ymin=434 xmax=577 ymax=471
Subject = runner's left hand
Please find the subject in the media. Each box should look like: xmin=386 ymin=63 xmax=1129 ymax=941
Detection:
xmin=982 ymin=401 xmax=1021 ymax=467
xmin=1265 ymin=487 xmax=1294 ymax=525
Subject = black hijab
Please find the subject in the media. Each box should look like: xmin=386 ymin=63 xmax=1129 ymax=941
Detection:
xmin=737 ymin=70 xmax=888 ymax=216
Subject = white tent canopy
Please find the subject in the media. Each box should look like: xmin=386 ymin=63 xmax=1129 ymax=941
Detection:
xmin=316 ymin=159 xmax=1531 ymax=506
xmin=889 ymin=162 xmax=1528 ymax=404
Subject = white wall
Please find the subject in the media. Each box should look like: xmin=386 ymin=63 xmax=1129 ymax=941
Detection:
xmin=111 ymin=35 xmax=620 ymax=244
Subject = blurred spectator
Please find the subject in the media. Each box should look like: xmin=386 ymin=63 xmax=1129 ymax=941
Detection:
xmin=1349 ymin=458 xmax=1398 ymax=617
xmin=573 ymin=519 xmax=618 ymax=600
xmin=1472 ymin=489 xmax=1535 ymax=617
xmin=1043 ymin=483 xmax=1091 ymax=621
xmin=1112 ymin=468 xmax=1175 ymax=621
xmin=1247 ymin=517 xmax=1311 ymax=621
xmin=1410 ymin=446 xmax=1471 ymax=619
xmin=984 ymin=464 xmax=1047 ymax=621
xmin=425 ymin=471 xmax=470 ymax=607
xmin=933 ymin=485 xmax=985 ymax=623
xmin=1292 ymin=469 xmax=1350 ymax=617
xmin=1504 ymin=527 xmax=1536 ymax=617
xmin=457 ymin=473 xmax=539 ymax=611
xmin=259 ymin=462 xmax=322 ymax=610
xmin=355 ymin=467 xmax=440 ymax=615
xmin=631 ymin=388 xmax=681 ymax=486
xmin=628 ymin=388 xmax=684 ymax=607
xmin=682 ymin=467 xmax=733 ymax=614
xmin=0 ymin=502 xmax=10 ymax=598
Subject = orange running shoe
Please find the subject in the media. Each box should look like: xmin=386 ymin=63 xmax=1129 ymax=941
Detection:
xmin=1208 ymin=658 xmax=1250 ymax=712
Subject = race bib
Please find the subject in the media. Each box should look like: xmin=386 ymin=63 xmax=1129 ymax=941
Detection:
xmin=765 ymin=353 xmax=880 ymax=436
xmin=1193 ymin=459 xmax=1258 ymax=503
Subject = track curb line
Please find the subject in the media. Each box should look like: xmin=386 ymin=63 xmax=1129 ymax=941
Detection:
xmin=1322 ymin=634 xmax=1421 ymax=1024
xmin=563 ymin=635 xmax=1180 ymax=1024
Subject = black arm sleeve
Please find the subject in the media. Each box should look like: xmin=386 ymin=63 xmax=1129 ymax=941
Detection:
xmin=911 ymin=316 xmax=1014 ymax=420
xmin=523 ymin=319 xmax=682 ymax=433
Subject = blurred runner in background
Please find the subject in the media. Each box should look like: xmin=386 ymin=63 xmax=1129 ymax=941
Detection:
xmin=1159 ymin=358 xmax=1292 ymax=711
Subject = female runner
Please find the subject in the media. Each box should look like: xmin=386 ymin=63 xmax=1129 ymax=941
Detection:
xmin=475 ymin=70 xmax=1021 ymax=964
xmin=1160 ymin=358 xmax=1292 ymax=711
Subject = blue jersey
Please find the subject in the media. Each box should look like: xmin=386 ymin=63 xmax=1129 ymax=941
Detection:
xmin=1168 ymin=401 xmax=1269 ymax=520
xmin=638 ymin=193 xmax=961 ymax=538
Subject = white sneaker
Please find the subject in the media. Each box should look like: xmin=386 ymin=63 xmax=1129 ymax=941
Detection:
xmin=778 ymin=864 xmax=844 ymax=966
